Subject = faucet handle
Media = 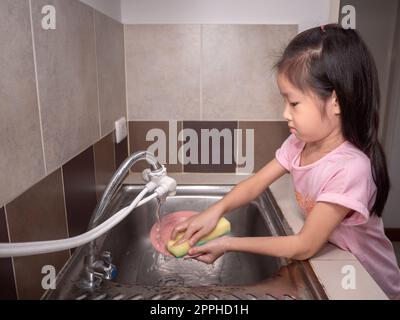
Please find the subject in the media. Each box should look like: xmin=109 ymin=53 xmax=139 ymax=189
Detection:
xmin=98 ymin=251 xmax=117 ymax=280
xmin=100 ymin=251 xmax=112 ymax=264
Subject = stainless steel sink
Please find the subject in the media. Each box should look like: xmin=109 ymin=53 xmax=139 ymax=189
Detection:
xmin=43 ymin=185 xmax=327 ymax=300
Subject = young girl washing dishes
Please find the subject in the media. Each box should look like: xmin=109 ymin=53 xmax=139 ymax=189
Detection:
xmin=170 ymin=24 xmax=400 ymax=299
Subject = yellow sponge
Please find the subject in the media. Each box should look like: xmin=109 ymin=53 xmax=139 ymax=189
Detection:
xmin=166 ymin=217 xmax=231 ymax=258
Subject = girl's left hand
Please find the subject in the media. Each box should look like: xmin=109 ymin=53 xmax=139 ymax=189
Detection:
xmin=186 ymin=236 xmax=231 ymax=264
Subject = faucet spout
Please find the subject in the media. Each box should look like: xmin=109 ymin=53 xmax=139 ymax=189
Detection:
xmin=89 ymin=151 xmax=162 ymax=227
xmin=80 ymin=150 xmax=167 ymax=289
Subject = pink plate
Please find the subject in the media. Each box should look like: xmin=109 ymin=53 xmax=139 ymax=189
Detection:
xmin=150 ymin=210 xmax=198 ymax=256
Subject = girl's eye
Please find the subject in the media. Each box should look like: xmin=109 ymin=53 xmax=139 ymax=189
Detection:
xmin=290 ymin=102 xmax=299 ymax=107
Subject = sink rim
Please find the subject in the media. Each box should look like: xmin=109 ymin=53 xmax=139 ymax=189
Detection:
xmin=42 ymin=184 xmax=328 ymax=300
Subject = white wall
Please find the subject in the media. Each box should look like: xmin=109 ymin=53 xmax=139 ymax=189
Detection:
xmin=121 ymin=0 xmax=340 ymax=32
xmin=78 ymin=0 xmax=340 ymax=31
xmin=80 ymin=0 xmax=122 ymax=22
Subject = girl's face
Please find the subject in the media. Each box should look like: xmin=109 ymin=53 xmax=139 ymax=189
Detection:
xmin=277 ymin=73 xmax=341 ymax=143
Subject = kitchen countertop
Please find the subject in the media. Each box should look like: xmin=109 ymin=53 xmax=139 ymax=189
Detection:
xmin=124 ymin=172 xmax=388 ymax=300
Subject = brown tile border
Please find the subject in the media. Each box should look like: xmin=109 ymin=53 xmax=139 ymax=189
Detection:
xmin=6 ymin=170 xmax=69 ymax=242
xmin=5 ymin=170 xmax=70 ymax=299
xmin=0 ymin=207 xmax=17 ymax=299
xmin=238 ymin=121 xmax=290 ymax=172
xmin=62 ymin=146 xmax=97 ymax=238
xmin=13 ymin=251 xmax=69 ymax=299
xmin=115 ymin=137 xmax=128 ymax=169
xmin=0 ymin=207 xmax=9 ymax=243
xmin=183 ymin=121 xmax=238 ymax=173
xmin=94 ymin=133 xmax=116 ymax=200
xmin=126 ymin=120 xmax=290 ymax=173
xmin=129 ymin=121 xmax=183 ymax=173
xmin=0 ymin=257 xmax=16 ymax=299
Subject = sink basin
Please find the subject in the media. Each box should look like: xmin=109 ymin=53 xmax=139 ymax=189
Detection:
xmin=43 ymin=185 xmax=327 ymax=300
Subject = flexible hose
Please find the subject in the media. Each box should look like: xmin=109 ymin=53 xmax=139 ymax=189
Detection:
xmin=0 ymin=187 xmax=152 ymax=257
xmin=137 ymin=192 xmax=158 ymax=207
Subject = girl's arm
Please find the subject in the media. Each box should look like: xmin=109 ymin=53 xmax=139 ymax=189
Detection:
xmin=171 ymin=158 xmax=288 ymax=245
xmin=188 ymin=201 xmax=351 ymax=263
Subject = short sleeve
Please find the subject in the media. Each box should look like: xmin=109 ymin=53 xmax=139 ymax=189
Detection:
xmin=316 ymin=160 xmax=376 ymax=226
xmin=275 ymin=134 xmax=298 ymax=172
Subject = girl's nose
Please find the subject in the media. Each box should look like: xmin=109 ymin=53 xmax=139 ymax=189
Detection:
xmin=283 ymin=104 xmax=292 ymax=122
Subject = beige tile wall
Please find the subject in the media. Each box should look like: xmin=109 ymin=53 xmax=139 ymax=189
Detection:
xmin=124 ymin=24 xmax=297 ymax=121
xmin=0 ymin=0 xmax=126 ymax=207
xmin=31 ymin=0 xmax=100 ymax=173
xmin=125 ymin=25 xmax=201 ymax=120
xmin=0 ymin=0 xmax=45 ymax=207
xmin=202 ymin=25 xmax=297 ymax=120
xmin=95 ymin=10 xmax=126 ymax=137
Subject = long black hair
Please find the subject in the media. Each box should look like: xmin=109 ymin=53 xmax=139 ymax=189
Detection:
xmin=273 ymin=24 xmax=390 ymax=217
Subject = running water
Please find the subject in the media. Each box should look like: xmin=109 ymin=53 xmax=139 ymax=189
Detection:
xmin=148 ymin=204 xmax=230 ymax=287
xmin=150 ymin=210 xmax=198 ymax=256
xmin=155 ymin=197 xmax=164 ymax=250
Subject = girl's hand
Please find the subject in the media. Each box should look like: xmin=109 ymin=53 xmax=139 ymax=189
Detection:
xmin=186 ymin=236 xmax=231 ymax=264
xmin=170 ymin=205 xmax=224 ymax=247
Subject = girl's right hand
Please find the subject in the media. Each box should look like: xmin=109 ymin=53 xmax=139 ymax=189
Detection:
xmin=169 ymin=205 xmax=224 ymax=247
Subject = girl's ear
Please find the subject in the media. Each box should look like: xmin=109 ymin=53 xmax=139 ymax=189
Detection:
xmin=331 ymin=91 xmax=341 ymax=115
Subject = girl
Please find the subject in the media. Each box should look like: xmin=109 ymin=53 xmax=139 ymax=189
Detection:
xmin=170 ymin=24 xmax=400 ymax=299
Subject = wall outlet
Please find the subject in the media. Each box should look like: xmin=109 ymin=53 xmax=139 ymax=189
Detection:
xmin=115 ymin=117 xmax=127 ymax=144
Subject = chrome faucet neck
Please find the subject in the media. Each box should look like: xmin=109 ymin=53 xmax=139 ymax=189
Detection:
xmin=80 ymin=151 xmax=163 ymax=289
xmin=89 ymin=151 xmax=162 ymax=228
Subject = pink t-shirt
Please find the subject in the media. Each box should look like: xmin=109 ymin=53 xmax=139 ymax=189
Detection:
xmin=275 ymin=133 xmax=400 ymax=299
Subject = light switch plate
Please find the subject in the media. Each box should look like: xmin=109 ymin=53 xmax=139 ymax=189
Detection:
xmin=115 ymin=117 xmax=127 ymax=144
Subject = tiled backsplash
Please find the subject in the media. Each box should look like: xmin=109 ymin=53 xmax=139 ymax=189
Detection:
xmin=0 ymin=133 xmax=127 ymax=299
xmin=0 ymin=0 xmax=295 ymax=300
xmin=93 ymin=134 xmax=117 ymax=200
xmin=62 ymin=147 xmax=98 ymax=238
xmin=129 ymin=121 xmax=184 ymax=173
xmin=0 ymin=0 xmax=45 ymax=210
xmin=128 ymin=121 xmax=290 ymax=173
xmin=0 ymin=208 xmax=17 ymax=300
xmin=124 ymin=24 xmax=297 ymax=121
xmin=125 ymin=25 xmax=201 ymax=120
xmin=31 ymin=0 xmax=100 ymax=174
xmin=6 ymin=169 xmax=69 ymax=299
xmin=0 ymin=1 xmax=126 ymax=298
xmin=0 ymin=0 xmax=126 ymax=208
xmin=183 ymin=121 xmax=238 ymax=173
xmin=94 ymin=7 xmax=126 ymax=136
xmin=238 ymin=121 xmax=290 ymax=171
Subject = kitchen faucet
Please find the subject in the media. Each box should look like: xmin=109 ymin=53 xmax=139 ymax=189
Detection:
xmin=79 ymin=150 xmax=176 ymax=289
